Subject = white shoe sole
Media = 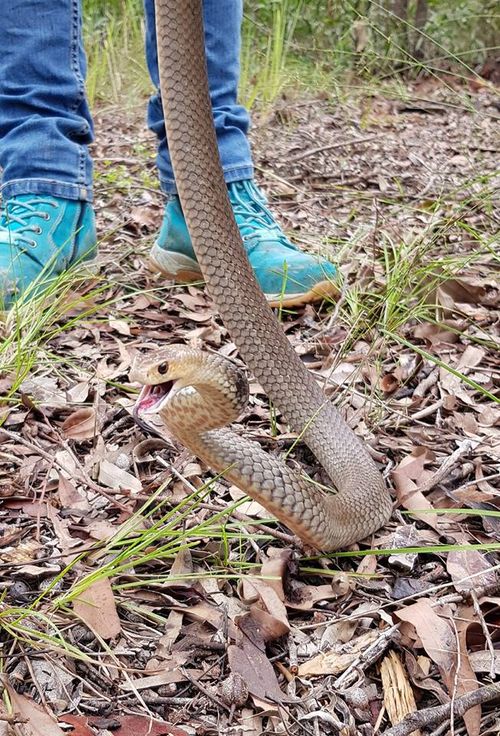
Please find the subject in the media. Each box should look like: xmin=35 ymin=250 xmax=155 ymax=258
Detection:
xmin=149 ymin=244 xmax=339 ymax=308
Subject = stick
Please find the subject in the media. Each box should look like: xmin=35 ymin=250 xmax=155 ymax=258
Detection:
xmin=382 ymin=685 xmax=500 ymax=736
xmin=287 ymin=135 xmax=378 ymax=163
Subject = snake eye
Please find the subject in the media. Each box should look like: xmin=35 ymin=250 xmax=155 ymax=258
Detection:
xmin=157 ymin=361 xmax=169 ymax=376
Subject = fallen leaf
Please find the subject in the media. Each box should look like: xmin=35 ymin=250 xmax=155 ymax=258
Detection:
xmin=227 ymin=639 xmax=286 ymax=705
xmin=98 ymin=459 xmax=142 ymax=493
xmin=108 ymin=317 xmax=132 ymax=336
xmin=19 ymin=375 xmax=68 ymax=408
xmin=392 ymin=447 xmax=444 ymax=531
xmin=56 ymin=715 xmax=97 ymax=736
xmin=62 ymin=714 xmax=188 ymax=736
xmin=446 ymin=550 xmax=498 ymax=593
xmin=396 ymin=599 xmax=456 ymax=673
xmin=122 ymin=657 xmax=189 ymax=691
xmin=57 ymin=475 xmax=90 ymax=511
xmin=3 ymin=680 xmax=65 ymax=736
xmin=62 ymin=408 xmax=98 ymax=441
xmin=73 ymin=577 xmax=121 ymax=640
xmin=396 ymin=599 xmax=480 ymax=736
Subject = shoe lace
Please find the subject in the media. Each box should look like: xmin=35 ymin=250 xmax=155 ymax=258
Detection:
xmin=0 ymin=198 xmax=57 ymax=248
xmin=227 ymin=180 xmax=295 ymax=250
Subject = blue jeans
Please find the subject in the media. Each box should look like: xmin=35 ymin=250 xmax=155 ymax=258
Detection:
xmin=0 ymin=0 xmax=253 ymax=202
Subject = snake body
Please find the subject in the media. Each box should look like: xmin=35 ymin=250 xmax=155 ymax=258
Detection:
xmin=138 ymin=0 xmax=392 ymax=550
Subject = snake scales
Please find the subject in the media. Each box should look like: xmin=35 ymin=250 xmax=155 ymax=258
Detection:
xmin=131 ymin=0 xmax=392 ymax=550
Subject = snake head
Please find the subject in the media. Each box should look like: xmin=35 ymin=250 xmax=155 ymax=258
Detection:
xmin=130 ymin=344 xmax=249 ymax=434
xmin=130 ymin=344 xmax=204 ymax=416
xmin=130 ymin=348 xmax=178 ymax=417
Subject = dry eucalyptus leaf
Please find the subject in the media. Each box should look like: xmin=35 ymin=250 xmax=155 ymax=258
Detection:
xmin=57 ymin=475 xmax=90 ymax=511
xmin=98 ymin=459 xmax=142 ymax=493
xmin=446 ymin=550 xmax=498 ymax=593
xmin=62 ymin=407 xmax=97 ymax=441
xmin=396 ymin=598 xmax=480 ymax=736
xmin=3 ymin=679 xmax=66 ymax=736
xmin=73 ymin=577 xmax=121 ymax=640
xmin=20 ymin=375 xmax=68 ymax=408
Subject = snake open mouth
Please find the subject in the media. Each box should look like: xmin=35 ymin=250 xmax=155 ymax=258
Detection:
xmin=135 ymin=382 xmax=174 ymax=415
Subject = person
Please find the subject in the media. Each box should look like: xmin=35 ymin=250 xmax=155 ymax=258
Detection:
xmin=0 ymin=1 xmax=336 ymax=312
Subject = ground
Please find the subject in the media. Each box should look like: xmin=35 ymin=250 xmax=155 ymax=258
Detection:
xmin=0 ymin=79 xmax=499 ymax=736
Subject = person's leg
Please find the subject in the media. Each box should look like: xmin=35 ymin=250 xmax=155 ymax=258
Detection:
xmin=143 ymin=0 xmax=337 ymax=307
xmin=144 ymin=0 xmax=253 ymax=193
xmin=0 ymin=0 xmax=97 ymax=310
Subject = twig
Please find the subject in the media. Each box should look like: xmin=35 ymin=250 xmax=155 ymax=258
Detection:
xmin=0 ymin=714 xmax=28 ymax=724
xmin=287 ymin=135 xmax=378 ymax=163
xmin=180 ymin=667 xmax=230 ymax=713
xmin=413 ymin=367 xmax=439 ymax=399
xmin=382 ymin=685 xmax=500 ymax=736
xmin=333 ymin=624 xmax=399 ymax=690
xmin=470 ymin=589 xmax=496 ymax=680
xmin=409 ymin=399 xmax=443 ymax=421
xmin=417 ymin=440 xmax=474 ymax=494
xmin=453 ymin=471 xmax=500 ymax=493
xmin=449 ymin=618 xmax=460 ymax=736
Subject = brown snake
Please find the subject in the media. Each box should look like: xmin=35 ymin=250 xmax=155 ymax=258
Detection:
xmin=131 ymin=0 xmax=392 ymax=551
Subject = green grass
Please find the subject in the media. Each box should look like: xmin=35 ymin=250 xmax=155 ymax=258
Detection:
xmin=0 ymin=254 xmax=167 ymax=410
xmin=3 ymin=490 xmax=500 ymax=660
xmin=83 ymin=0 xmax=149 ymax=107
xmin=0 ymin=264 xmax=110 ymax=403
xmin=322 ymin=171 xmax=498 ymax=337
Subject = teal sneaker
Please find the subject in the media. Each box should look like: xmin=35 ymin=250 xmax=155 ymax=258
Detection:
xmin=150 ymin=179 xmax=338 ymax=307
xmin=0 ymin=195 xmax=97 ymax=311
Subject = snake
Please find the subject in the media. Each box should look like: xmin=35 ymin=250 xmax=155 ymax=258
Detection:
xmin=130 ymin=0 xmax=392 ymax=551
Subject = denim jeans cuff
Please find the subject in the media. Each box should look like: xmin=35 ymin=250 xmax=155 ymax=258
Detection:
xmin=1 ymin=178 xmax=92 ymax=202
xmin=159 ymin=164 xmax=254 ymax=195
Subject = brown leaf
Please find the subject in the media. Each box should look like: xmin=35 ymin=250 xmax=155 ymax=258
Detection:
xmin=238 ymin=553 xmax=290 ymax=639
xmin=55 ymin=715 xmax=95 ymax=736
xmin=392 ymin=447 xmax=444 ymax=531
xmin=61 ymin=407 xmax=97 ymax=441
xmin=75 ymin=714 xmax=189 ymax=736
xmin=396 ymin=599 xmax=480 ymax=736
xmin=413 ymin=322 xmax=460 ymax=346
xmin=227 ymin=637 xmax=286 ymax=705
xmin=455 ymin=605 xmax=482 ymax=736
xmin=396 ymin=599 xmax=455 ymax=674
xmin=381 ymin=373 xmax=400 ymax=394
xmin=73 ymin=577 xmax=121 ymax=640
xmin=57 ymin=475 xmax=90 ymax=511
xmin=434 ymin=277 xmax=499 ymax=315
xmin=19 ymin=375 xmax=68 ymax=408
xmin=447 ymin=550 xmax=498 ymax=593
xmin=3 ymin=681 xmax=65 ymax=736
